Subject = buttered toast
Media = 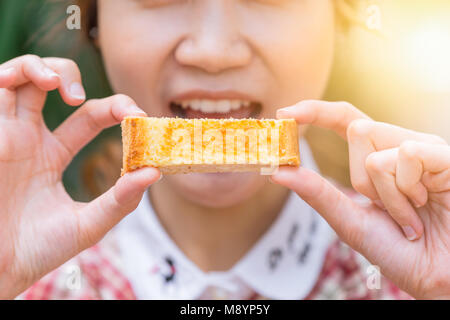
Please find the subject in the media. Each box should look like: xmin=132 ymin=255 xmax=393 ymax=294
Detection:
xmin=121 ymin=117 xmax=300 ymax=175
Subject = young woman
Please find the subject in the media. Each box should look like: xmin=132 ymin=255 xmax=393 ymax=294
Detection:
xmin=0 ymin=0 xmax=449 ymax=299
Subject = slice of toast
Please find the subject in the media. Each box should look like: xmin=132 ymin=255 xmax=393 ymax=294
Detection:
xmin=121 ymin=117 xmax=300 ymax=175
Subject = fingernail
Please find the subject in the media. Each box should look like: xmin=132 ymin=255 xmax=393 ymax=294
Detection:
xmin=268 ymin=169 xmax=290 ymax=183
xmin=402 ymin=226 xmax=417 ymax=241
xmin=69 ymin=82 xmax=86 ymax=100
xmin=413 ymin=200 xmax=423 ymax=208
xmin=279 ymin=105 xmax=297 ymax=113
xmin=276 ymin=106 xmax=296 ymax=117
xmin=129 ymin=105 xmax=147 ymax=116
xmin=44 ymin=67 xmax=59 ymax=79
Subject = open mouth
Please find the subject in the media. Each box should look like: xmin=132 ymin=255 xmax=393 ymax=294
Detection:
xmin=169 ymin=99 xmax=262 ymax=119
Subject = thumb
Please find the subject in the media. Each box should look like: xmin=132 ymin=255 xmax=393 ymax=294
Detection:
xmin=76 ymin=167 xmax=161 ymax=250
xmin=271 ymin=166 xmax=364 ymax=248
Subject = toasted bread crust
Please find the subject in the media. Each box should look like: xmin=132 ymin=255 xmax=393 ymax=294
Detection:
xmin=121 ymin=117 xmax=300 ymax=175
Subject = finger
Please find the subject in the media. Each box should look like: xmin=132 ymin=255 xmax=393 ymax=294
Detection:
xmin=348 ymin=119 xmax=447 ymax=151
xmin=422 ymin=171 xmax=450 ymax=193
xmin=347 ymin=119 xmax=448 ymax=201
xmin=0 ymin=88 xmax=16 ymax=118
xmin=271 ymin=166 xmax=365 ymax=249
xmin=347 ymin=119 xmax=379 ymax=200
xmin=0 ymin=54 xmax=60 ymax=91
xmin=397 ymin=141 xmax=450 ymax=205
xmin=43 ymin=57 xmax=86 ymax=106
xmin=276 ymin=101 xmax=372 ymax=197
xmin=0 ymin=67 xmax=16 ymax=88
xmin=365 ymin=148 xmax=424 ymax=241
xmin=76 ymin=167 xmax=161 ymax=250
xmin=15 ymin=58 xmax=86 ymax=120
xmin=276 ymin=100 xmax=371 ymax=139
xmin=15 ymin=82 xmax=48 ymax=122
xmin=53 ymin=94 xmax=147 ymax=168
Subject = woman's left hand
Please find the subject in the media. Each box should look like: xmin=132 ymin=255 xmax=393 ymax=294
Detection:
xmin=271 ymin=100 xmax=450 ymax=299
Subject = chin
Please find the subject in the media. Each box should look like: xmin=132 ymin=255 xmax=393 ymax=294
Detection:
xmin=166 ymin=172 xmax=266 ymax=208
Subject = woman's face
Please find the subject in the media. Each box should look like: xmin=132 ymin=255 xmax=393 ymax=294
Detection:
xmin=98 ymin=0 xmax=335 ymax=208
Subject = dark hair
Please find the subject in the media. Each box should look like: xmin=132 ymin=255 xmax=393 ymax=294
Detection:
xmin=78 ymin=0 xmax=98 ymax=41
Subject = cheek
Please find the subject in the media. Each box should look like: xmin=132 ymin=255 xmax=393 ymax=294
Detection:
xmin=97 ymin=3 xmax=179 ymax=113
xmin=256 ymin=5 xmax=335 ymax=106
xmin=290 ymin=21 xmax=335 ymax=100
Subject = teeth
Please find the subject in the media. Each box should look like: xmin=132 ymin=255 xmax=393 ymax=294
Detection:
xmin=201 ymin=100 xmax=215 ymax=113
xmin=231 ymin=100 xmax=241 ymax=110
xmin=216 ymin=100 xmax=232 ymax=113
xmin=190 ymin=99 xmax=201 ymax=111
xmin=175 ymin=99 xmax=252 ymax=114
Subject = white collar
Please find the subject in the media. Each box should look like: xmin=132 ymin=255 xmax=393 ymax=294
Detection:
xmin=115 ymin=140 xmax=334 ymax=300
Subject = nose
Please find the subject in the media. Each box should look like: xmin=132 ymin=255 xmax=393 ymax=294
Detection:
xmin=175 ymin=3 xmax=252 ymax=73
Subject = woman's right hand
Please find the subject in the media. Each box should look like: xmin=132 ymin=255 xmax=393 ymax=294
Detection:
xmin=0 ymin=55 xmax=160 ymax=299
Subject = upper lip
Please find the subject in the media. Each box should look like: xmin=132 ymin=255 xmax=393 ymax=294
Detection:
xmin=170 ymin=90 xmax=259 ymax=103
